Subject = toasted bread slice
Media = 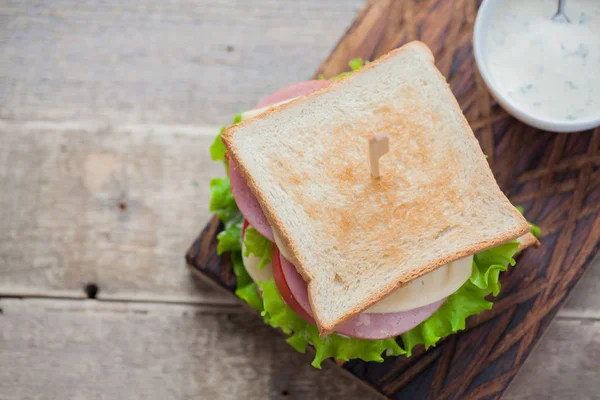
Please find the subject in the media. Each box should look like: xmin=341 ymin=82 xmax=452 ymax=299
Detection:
xmin=222 ymin=41 xmax=530 ymax=335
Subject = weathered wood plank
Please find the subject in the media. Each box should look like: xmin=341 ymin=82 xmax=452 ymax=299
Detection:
xmin=0 ymin=121 xmax=232 ymax=302
xmin=565 ymin=254 xmax=600 ymax=313
xmin=0 ymin=299 xmax=597 ymax=400
xmin=0 ymin=0 xmax=599 ymax=397
xmin=0 ymin=0 xmax=363 ymax=125
xmin=0 ymin=298 xmax=375 ymax=400
xmin=503 ymin=318 xmax=600 ymax=400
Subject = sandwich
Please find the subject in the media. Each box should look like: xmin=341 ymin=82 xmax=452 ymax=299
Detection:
xmin=208 ymin=41 xmax=540 ymax=368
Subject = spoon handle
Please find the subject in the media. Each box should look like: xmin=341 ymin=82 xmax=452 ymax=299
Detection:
xmin=552 ymin=0 xmax=570 ymax=22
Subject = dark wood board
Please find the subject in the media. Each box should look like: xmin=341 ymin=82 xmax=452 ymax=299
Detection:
xmin=186 ymin=0 xmax=600 ymax=398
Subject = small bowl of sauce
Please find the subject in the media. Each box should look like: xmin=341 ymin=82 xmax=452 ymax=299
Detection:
xmin=474 ymin=0 xmax=600 ymax=132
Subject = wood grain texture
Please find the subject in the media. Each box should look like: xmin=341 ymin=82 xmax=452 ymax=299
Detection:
xmin=503 ymin=318 xmax=600 ymax=400
xmin=0 ymin=120 xmax=233 ymax=302
xmin=187 ymin=0 xmax=600 ymax=399
xmin=0 ymin=298 xmax=372 ymax=400
xmin=564 ymin=254 xmax=600 ymax=312
xmin=0 ymin=0 xmax=363 ymax=126
xmin=1 ymin=299 xmax=597 ymax=400
xmin=0 ymin=0 xmax=598 ymax=398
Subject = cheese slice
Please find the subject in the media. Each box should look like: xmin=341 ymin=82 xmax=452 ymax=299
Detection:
xmin=241 ymin=97 xmax=299 ymax=121
xmin=241 ymin=229 xmax=274 ymax=284
xmin=365 ymin=256 xmax=472 ymax=313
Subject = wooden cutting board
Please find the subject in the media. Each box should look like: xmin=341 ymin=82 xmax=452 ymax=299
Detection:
xmin=186 ymin=0 xmax=600 ymax=398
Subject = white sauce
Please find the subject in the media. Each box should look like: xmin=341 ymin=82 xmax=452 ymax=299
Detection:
xmin=485 ymin=0 xmax=600 ymax=122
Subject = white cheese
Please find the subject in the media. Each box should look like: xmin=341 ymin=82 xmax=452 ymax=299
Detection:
xmin=240 ymin=229 xmax=273 ymax=284
xmin=240 ymin=97 xmax=299 ymax=121
xmin=364 ymin=256 xmax=472 ymax=313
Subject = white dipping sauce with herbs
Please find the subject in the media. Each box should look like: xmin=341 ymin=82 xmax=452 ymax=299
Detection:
xmin=485 ymin=0 xmax=600 ymax=122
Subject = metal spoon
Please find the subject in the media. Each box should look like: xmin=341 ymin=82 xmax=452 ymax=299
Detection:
xmin=552 ymin=0 xmax=570 ymax=23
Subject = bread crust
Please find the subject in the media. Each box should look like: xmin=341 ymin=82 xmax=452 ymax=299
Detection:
xmin=518 ymin=232 xmax=541 ymax=251
xmin=222 ymin=41 xmax=530 ymax=336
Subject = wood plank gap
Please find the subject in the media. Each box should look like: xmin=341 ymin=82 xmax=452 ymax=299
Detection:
xmin=0 ymin=119 xmax=223 ymax=137
xmin=556 ymin=309 xmax=600 ymax=321
xmin=0 ymin=293 xmax=241 ymax=309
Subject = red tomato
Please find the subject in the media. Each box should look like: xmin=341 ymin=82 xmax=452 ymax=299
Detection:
xmin=243 ymin=219 xmax=315 ymax=325
xmin=272 ymin=245 xmax=316 ymax=325
xmin=242 ymin=219 xmax=249 ymax=236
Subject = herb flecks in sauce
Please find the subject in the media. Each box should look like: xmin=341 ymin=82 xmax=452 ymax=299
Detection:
xmin=485 ymin=0 xmax=599 ymax=123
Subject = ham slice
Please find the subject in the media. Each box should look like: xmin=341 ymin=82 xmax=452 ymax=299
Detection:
xmin=254 ymin=80 xmax=330 ymax=109
xmin=280 ymin=253 xmax=444 ymax=340
xmin=230 ymin=161 xmax=274 ymax=241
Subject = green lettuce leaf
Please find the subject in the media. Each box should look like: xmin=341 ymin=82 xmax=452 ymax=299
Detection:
xmin=209 ymin=177 xmax=238 ymax=222
xmin=216 ymin=223 xmax=242 ymax=255
xmin=232 ymin=113 xmax=242 ymax=124
xmin=210 ymin=127 xmax=227 ymax=163
xmin=349 ymin=57 xmax=368 ymax=70
xmin=231 ymin=251 xmax=263 ymax=311
xmin=209 ymin=177 xmax=243 ymax=255
xmin=258 ymin=279 xmax=405 ymax=368
xmin=209 ymin=113 xmax=243 ymax=166
xmin=530 ymin=223 xmax=541 ymax=238
xmin=243 ymin=226 xmax=272 ymax=269
xmin=318 ymin=58 xmax=369 ymax=81
xmin=400 ymin=241 xmax=519 ymax=356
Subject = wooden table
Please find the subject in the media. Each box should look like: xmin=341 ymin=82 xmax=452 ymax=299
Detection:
xmin=1 ymin=1 xmax=598 ymax=399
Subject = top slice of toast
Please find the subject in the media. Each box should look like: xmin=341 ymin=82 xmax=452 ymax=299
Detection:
xmin=222 ymin=41 xmax=529 ymax=335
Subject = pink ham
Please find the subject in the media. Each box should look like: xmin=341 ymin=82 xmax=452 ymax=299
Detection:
xmin=228 ymin=80 xmax=331 ymax=242
xmin=230 ymin=161 xmax=274 ymax=241
xmin=254 ymin=80 xmax=330 ymax=109
xmin=280 ymin=253 xmax=444 ymax=340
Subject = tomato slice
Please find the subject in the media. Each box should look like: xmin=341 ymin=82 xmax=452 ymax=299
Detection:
xmin=243 ymin=219 xmax=315 ymax=325
xmin=272 ymin=245 xmax=316 ymax=325
xmin=242 ymin=219 xmax=249 ymax=236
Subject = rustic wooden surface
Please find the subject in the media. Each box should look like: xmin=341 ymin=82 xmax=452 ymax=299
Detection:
xmin=0 ymin=0 xmax=599 ymax=399
xmin=0 ymin=299 xmax=370 ymax=400
xmin=186 ymin=0 xmax=600 ymax=398
xmin=0 ymin=121 xmax=230 ymax=302
xmin=311 ymin=3 xmax=600 ymax=398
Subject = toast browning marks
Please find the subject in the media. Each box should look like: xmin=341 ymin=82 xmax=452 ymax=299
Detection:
xmin=222 ymin=41 xmax=530 ymax=335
